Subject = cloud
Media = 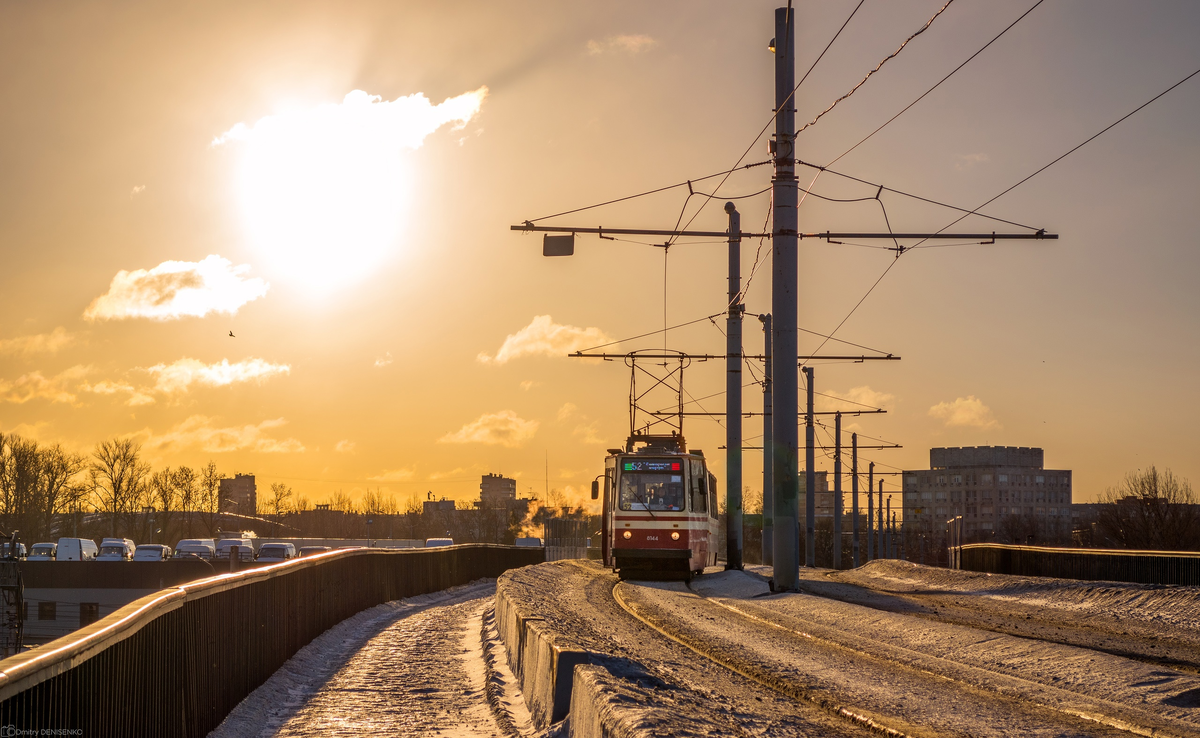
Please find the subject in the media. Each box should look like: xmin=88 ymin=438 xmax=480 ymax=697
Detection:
xmin=587 ymin=34 xmax=656 ymax=55
xmin=130 ymin=185 xmax=145 ymax=198
xmin=928 ymin=395 xmax=1000 ymax=430
xmin=519 ymin=380 xmax=540 ymax=391
xmin=374 ymin=352 xmax=393 ymax=368
xmin=0 ymin=365 xmax=89 ymax=405
xmin=143 ymin=415 xmax=305 ymax=454
xmin=572 ymin=422 xmax=605 ymax=445
xmin=0 ymin=327 xmax=75 ymax=357
xmin=145 ymin=357 xmax=290 ymax=394
xmin=368 ymin=468 xmax=415 ymax=482
xmin=819 ymin=385 xmax=896 ymax=412
xmin=557 ymin=403 xmax=577 ymax=421
xmin=439 ymin=410 xmax=538 ymax=448
xmin=955 ymin=153 xmax=989 ymax=171
xmin=335 ymin=439 xmax=356 ymax=453
xmin=84 ymin=255 xmax=269 ymax=321
xmin=477 ymin=315 xmax=613 ymax=364
xmin=80 ymin=379 xmax=155 ymax=407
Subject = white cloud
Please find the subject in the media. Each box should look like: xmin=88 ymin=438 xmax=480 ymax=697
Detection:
xmin=587 ymin=34 xmax=656 ymax=55
xmin=374 ymin=352 xmax=393 ymax=368
xmin=335 ymin=439 xmax=356 ymax=453
xmin=213 ymin=88 xmax=488 ymax=290
xmin=0 ymin=365 xmax=89 ymax=405
xmin=820 ymin=385 xmax=896 ymax=412
xmin=956 ymin=153 xmax=989 ymax=171
xmin=519 ymin=380 xmax=540 ymax=391
xmin=84 ymin=255 xmax=269 ymax=322
xmin=80 ymin=379 xmax=155 ymax=407
xmin=130 ymin=185 xmax=146 ymax=198
xmin=369 ymin=468 xmax=415 ymax=482
xmin=143 ymin=415 xmax=305 ymax=454
xmin=145 ymin=357 xmax=290 ymax=394
xmin=572 ymin=422 xmax=605 ymax=445
xmin=0 ymin=327 xmax=75 ymax=357
xmin=477 ymin=315 xmax=613 ymax=364
xmin=928 ymin=395 xmax=1000 ymax=430
xmin=557 ymin=402 xmax=577 ymax=421
xmin=439 ymin=410 xmax=538 ymax=448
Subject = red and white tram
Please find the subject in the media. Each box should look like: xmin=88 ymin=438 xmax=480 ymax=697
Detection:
xmin=591 ymin=437 xmax=720 ymax=580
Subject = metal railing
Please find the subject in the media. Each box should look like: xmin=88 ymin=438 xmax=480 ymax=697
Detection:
xmin=0 ymin=544 xmax=543 ymax=736
xmin=959 ymin=543 xmax=1200 ymax=586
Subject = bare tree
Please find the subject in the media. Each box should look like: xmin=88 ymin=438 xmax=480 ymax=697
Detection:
xmin=198 ymin=461 xmax=223 ymax=536
xmin=37 ymin=444 xmax=85 ymax=542
xmin=268 ymin=482 xmax=293 ymax=530
xmin=89 ymin=438 xmax=151 ymax=538
xmin=1097 ymin=467 xmax=1198 ymax=550
xmin=149 ymin=468 xmax=181 ymax=545
xmin=0 ymin=435 xmax=42 ymax=540
xmin=174 ymin=466 xmax=197 ymax=539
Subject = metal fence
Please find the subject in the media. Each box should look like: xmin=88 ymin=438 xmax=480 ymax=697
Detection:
xmin=960 ymin=543 xmax=1200 ymax=586
xmin=0 ymin=544 xmax=543 ymax=736
xmin=544 ymin=518 xmax=589 ymax=561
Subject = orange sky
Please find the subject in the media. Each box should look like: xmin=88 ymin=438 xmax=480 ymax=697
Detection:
xmin=1 ymin=0 xmax=1198 ymax=510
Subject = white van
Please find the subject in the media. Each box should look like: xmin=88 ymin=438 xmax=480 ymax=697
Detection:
xmin=97 ymin=538 xmax=136 ymax=561
xmin=215 ymin=538 xmax=255 ymax=561
xmin=28 ymin=542 xmax=56 ymax=561
xmin=424 ymin=538 xmax=454 ymax=548
xmin=56 ymin=538 xmax=99 ymax=561
xmin=174 ymin=543 xmax=215 ymax=560
xmin=1 ymin=542 xmax=27 ymax=559
xmin=133 ymin=544 xmax=172 ymax=561
xmin=175 ymin=538 xmax=216 ymax=552
xmin=255 ymin=542 xmax=297 ymax=562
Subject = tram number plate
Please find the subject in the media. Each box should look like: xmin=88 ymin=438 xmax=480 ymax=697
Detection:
xmin=645 ymin=535 xmax=658 ymax=541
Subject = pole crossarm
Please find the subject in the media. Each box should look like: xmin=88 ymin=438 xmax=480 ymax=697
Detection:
xmin=512 ymin=224 xmax=1057 ymax=241
xmin=649 ymin=410 xmax=886 ymax=417
xmin=570 ymin=352 xmax=900 ymax=361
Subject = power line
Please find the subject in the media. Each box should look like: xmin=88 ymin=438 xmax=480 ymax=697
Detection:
xmin=577 ymin=312 xmax=723 ymax=353
xmin=797 ymin=0 xmax=956 ymax=136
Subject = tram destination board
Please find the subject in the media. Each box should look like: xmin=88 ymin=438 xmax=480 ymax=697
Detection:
xmin=623 ymin=459 xmax=682 ymax=472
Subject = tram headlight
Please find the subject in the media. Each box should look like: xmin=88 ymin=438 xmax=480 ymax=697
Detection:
xmin=623 ymin=531 xmax=632 ymax=539
xmin=671 ymin=532 xmax=680 ymax=541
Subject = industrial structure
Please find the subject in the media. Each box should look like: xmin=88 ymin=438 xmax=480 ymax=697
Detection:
xmin=218 ymin=474 xmax=257 ymax=515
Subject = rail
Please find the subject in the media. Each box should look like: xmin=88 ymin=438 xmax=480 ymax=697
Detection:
xmin=959 ymin=543 xmax=1200 ymax=586
xmin=0 ymin=544 xmax=543 ymax=736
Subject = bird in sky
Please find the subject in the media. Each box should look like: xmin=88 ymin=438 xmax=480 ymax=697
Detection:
xmin=229 ymin=331 xmax=235 ymax=337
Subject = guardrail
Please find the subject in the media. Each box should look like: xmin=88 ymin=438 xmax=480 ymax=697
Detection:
xmin=960 ymin=543 xmax=1200 ymax=586
xmin=0 ymin=544 xmax=543 ymax=736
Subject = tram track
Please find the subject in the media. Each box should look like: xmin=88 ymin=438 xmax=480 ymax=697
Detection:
xmin=612 ymin=573 xmax=1200 ymax=738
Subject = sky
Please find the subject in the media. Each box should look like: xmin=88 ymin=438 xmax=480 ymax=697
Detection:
xmin=1 ymin=0 xmax=1197 ymax=510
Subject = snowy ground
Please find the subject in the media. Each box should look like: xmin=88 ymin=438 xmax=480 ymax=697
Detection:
xmin=210 ymin=580 xmax=532 ymax=738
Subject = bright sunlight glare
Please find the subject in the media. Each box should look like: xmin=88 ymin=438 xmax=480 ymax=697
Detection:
xmin=214 ymin=87 xmax=488 ymax=291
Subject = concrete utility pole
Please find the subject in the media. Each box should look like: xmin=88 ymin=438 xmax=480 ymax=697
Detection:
xmin=726 ymin=202 xmax=743 ymax=571
xmin=771 ymin=5 xmax=800 ymax=590
xmin=885 ymin=497 xmax=892 ymax=559
xmin=760 ymin=313 xmax=773 ymax=566
xmin=877 ymin=479 xmax=885 ymax=562
xmin=867 ymin=462 xmax=875 ymax=560
xmin=851 ymin=433 xmax=860 ymax=567
xmin=803 ymin=366 xmax=815 ymax=568
xmin=833 ymin=412 xmax=842 ymax=569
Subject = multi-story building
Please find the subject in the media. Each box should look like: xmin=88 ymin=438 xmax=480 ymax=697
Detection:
xmin=478 ymin=473 xmax=517 ymax=509
xmin=219 ymin=473 xmax=257 ymax=515
xmin=903 ymin=447 xmax=1073 ymax=540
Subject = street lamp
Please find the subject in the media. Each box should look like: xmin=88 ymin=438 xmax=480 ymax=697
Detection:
xmin=366 ymin=518 xmax=373 ymax=548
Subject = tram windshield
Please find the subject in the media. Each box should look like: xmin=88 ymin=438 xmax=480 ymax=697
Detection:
xmin=619 ymin=471 xmax=685 ymax=511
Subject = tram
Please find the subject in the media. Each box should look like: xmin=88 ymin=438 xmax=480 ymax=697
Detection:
xmin=591 ymin=434 xmax=720 ymax=580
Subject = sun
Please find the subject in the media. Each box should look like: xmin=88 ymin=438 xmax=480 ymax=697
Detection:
xmin=215 ymin=88 xmax=487 ymax=292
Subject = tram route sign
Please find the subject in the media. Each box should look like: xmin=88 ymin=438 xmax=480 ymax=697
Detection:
xmin=623 ymin=460 xmax=683 ymax=472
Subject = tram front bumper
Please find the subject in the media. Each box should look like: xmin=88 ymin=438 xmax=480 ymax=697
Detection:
xmin=613 ymin=548 xmax=691 ymax=560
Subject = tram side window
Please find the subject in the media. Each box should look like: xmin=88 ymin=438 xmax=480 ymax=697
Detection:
xmin=690 ymin=460 xmax=707 ymax=513
xmin=620 ymin=472 xmax=685 ymax=511
xmin=708 ymin=473 xmax=718 ymax=519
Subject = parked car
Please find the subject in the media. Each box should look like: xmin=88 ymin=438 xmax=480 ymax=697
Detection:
xmin=215 ymin=538 xmax=255 ymax=561
xmin=298 ymin=546 xmax=331 ymax=557
xmin=256 ymin=542 xmax=297 ymax=562
xmin=174 ymin=543 xmax=215 ymax=560
xmin=133 ymin=544 xmax=172 ymax=561
xmin=0 ymin=542 xmax=27 ymax=559
xmin=424 ymin=538 xmax=454 ymax=548
xmin=56 ymin=538 xmax=99 ymax=561
xmin=175 ymin=538 xmax=216 ymax=552
xmin=96 ymin=538 xmax=136 ymax=561
xmin=27 ymin=542 xmax=56 ymax=561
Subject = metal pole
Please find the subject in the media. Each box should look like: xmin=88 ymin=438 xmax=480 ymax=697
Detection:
xmin=726 ymin=203 xmax=743 ymax=571
xmin=885 ymin=497 xmax=892 ymax=559
xmin=833 ymin=412 xmax=842 ymax=570
xmin=877 ymin=479 xmax=885 ymax=562
xmin=760 ymin=314 xmax=773 ymax=566
xmin=771 ymin=5 xmax=800 ymax=590
xmin=867 ymin=462 xmax=874 ymax=560
xmin=851 ymin=433 xmax=859 ymax=567
xmin=803 ymin=366 xmax=815 ymax=568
